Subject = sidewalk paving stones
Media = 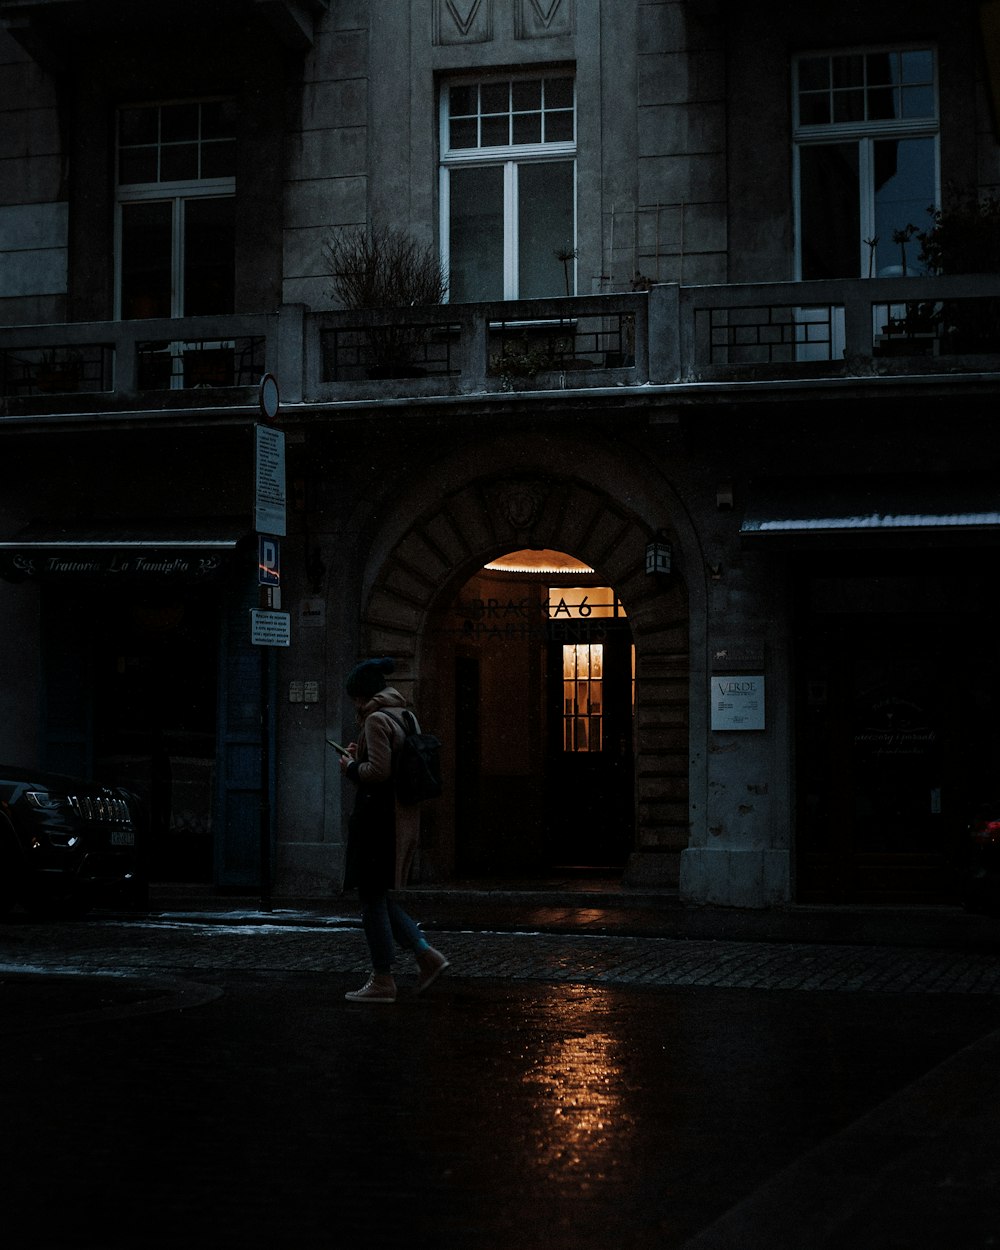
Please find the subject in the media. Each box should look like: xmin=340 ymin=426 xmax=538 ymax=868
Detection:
xmin=4 ymin=899 xmax=1000 ymax=1247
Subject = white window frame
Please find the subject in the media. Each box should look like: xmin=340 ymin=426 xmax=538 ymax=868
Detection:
xmin=114 ymin=100 xmax=236 ymax=321
xmin=439 ymin=73 xmax=577 ymax=301
xmin=792 ymin=46 xmax=940 ymax=280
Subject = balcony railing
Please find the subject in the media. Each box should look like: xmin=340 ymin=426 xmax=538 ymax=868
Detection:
xmin=1 ymin=275 xmax=999 ymax=418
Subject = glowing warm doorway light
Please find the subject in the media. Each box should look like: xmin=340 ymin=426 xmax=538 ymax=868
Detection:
xmin=484 ymin=549 xmax=594 ymax=573
xmin=563 ymin=643 xmax=604 ymax=752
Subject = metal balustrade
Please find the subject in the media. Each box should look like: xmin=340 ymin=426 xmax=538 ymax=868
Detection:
xmin=2 ymin=275 xmax=999 ymax=417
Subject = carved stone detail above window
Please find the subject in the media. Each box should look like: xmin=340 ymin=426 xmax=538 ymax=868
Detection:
xmin=433 ymin=0 xmax=493 ymax=45
xmin=515 ymin=0 xmax=572 ymax=39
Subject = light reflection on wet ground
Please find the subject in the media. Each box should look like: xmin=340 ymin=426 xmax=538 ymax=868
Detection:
xmin=3 ymin=933 xmax=1000 ymax=1247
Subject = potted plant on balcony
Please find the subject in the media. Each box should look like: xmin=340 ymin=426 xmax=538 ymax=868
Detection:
xmin=915 ymin=191 xmax=1000 ymax=353
xmin=324 ymin=225 xmax=447 ymax=378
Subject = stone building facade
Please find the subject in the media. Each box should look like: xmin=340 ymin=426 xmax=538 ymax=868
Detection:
xmin=2 ymin=0 xmax=1000 ymax=911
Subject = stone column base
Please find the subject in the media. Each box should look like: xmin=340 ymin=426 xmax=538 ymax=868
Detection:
xmin=275 ymin=843 xmax=344 ymax=898
xmin=679 ymin=847 xmax=790 ymax=909
xmin=623 ymin=850 xmax=681 ymax=888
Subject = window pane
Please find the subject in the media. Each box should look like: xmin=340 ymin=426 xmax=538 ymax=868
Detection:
xmin=449 ymin=165 xmax=504 ymax=302
xmin=901 ymin=49 xmax=934 ymax=84
xmin=161 ymin=143 xmax=199 ymax=182
xmin=183 ymin=197 xmax=235 ymax=315
xmin=118 ymin=147 xmax=158 ymax=185
xmin=832 ymin=88 xmax=865 ymax=123
xmin=518 ymin=161 xmax=574 ymax=298
xmin=512 ymin=79 xmax=541 ymax=110
xmin=832 ymin=55 xmax=864 ymax=87
xmin=545 ymin=110 xmax=574 ymax=142
xmin=798 ymin=58 xmax=830 ymax=92
xmin=120 ymin=201 xmax=172 ymax=319
xmin=865 ymin=52 xmax=894 ymax=86
xmin=799 ymin=92 xmax=830 ymax=126
xmin=900 ymin=85 xmax=935 ymax=119
xmin=873 ymin=137 xmax=935 ymax=275
xmin=481 ymin=82 xmax=509 ymax=114
xmin=161 ymin=103 xmax=199 ymax=143
xmin=449 ymin=84 xmax=477 ymax=116
xmin=545 ymin=77 xmax=574 ymax=109
xmin=450 ymin=117 xmax=478 ymax=149
xmin=201 ymin=138 xmax=236 ymax=179
xmin=799 ymin=143 xmax=859 ymax=279
xmin=119 ymin=107 xmax=159 ymax=146
xmin=482 ymin=115 xmax=509 ymax=147
xmin=513 ymin=111 xmax=542 ymax=144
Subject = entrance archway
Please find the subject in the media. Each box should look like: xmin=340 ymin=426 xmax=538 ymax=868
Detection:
xmin=356 ymin=470 xmax=692 ymax=884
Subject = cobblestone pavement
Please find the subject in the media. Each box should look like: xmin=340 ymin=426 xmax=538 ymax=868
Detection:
xmin=3 ymin=909 xmax=1000 ymax=996
xmin=5 ymin=909 xmax=1000 ymax=1248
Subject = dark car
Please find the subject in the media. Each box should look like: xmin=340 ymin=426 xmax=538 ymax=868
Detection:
xmin=962 ymin=803 xmax=1000 ymax=915
xmin=0 ymin=767 xmax=142 ymax=917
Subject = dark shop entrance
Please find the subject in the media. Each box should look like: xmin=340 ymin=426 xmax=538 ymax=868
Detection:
xmin=795 ymin=551 xmax=1000 ymax=903
xmin=42 ymin=582 xmax=220 ymax=883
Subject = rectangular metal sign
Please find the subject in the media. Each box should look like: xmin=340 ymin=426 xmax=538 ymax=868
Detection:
xmin=258 ymin=536 xmax=280 ymax=585
xmin=250 ymin=608 xmax=291 ymax=647
xmin=255 ymin=425 xmax=286 ymax=537
xmin=711 ymin=675 xmax=766 ymax=731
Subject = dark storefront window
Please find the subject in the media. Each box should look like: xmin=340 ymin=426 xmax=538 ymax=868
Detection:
xmin=796 ymin=556 xmax=1000 ymax=903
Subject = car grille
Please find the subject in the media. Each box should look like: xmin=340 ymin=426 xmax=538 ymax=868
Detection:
xmin=67 ymin=794 xmax=132 ymax=823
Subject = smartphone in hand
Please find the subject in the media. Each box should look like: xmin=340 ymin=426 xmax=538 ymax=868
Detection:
xmin=326 ymin=738 xmax=350 ymax=757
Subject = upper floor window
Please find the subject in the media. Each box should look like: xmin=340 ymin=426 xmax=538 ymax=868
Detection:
xmin=793 ymin=48 xmax=938 ymax=279
xmin=116 ymin=100 xmax=237 ymax=319
xmin=440 ymin=73 xmax=576 ymax=302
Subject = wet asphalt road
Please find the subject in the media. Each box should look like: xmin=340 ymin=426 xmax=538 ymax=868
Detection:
xmin=3 ymin=912 xmax=1000 ymax=1249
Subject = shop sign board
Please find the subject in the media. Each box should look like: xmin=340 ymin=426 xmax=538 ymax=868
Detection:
xmin=0 ymin=547 xmax=230 ymax=581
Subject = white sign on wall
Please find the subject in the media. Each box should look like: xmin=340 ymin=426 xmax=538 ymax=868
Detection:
xmin=255 ymin=425 xmax=286 ymax=537
xmin=711 ymin=675 xmax=765 ymax=731
xmin=251 ymin=608 xmax=291 ymax=647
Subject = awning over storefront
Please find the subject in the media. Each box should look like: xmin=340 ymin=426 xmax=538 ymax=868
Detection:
xmin=0 ymin=520 xmax=251 ymax=581
xmin=740 ymin=476 xmax=1000 ymax=544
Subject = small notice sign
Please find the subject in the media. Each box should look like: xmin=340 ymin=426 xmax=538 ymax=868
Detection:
xmin=711 ymin=675 xmax=765 ymax=731
xmin=251 ymin=608 xmax=291 ymax=647
xmin=299 ymin=597 xmax=326 ymax=628
xmin=255 ymin=425 xmax=286 ymax=537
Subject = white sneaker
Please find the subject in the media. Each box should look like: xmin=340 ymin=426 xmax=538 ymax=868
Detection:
xmin=345 ymin=973 xmax=397 ymax=1003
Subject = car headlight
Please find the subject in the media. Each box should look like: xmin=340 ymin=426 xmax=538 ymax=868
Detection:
xmin=25 ymin=791 xmax=66 ymax=811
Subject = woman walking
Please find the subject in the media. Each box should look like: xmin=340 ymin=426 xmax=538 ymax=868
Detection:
xmin=339 ymin=657 xmax=449 ymax=1003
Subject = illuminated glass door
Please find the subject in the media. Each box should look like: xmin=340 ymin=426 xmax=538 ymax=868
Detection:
xmin=547 ymin=622 xmax=633 ymax=867
xmin=562 ymin=643 xmax=603 ymax=752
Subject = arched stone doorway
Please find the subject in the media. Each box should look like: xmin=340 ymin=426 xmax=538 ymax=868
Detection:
xmin=356 ymin=470 xmax=693 ymax=886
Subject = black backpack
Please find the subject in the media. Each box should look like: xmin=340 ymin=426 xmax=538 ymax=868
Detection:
xmin=393 ymin=710 xmax=443 ymax=805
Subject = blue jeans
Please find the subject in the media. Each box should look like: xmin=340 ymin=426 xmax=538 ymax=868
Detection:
xmin=359 ymin=889 xmax=427 ymax=974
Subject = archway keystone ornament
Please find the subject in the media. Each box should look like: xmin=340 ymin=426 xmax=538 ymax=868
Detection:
xmin=499 ymin=482 xmax=543 ymax=534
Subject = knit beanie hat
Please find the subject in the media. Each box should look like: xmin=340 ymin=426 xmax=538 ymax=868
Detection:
xmin=345 ymin=657 xmax=395 ymax=698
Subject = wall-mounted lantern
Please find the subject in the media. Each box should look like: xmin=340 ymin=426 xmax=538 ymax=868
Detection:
xmin=645 ymin=530 xmax=673 ymax=576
